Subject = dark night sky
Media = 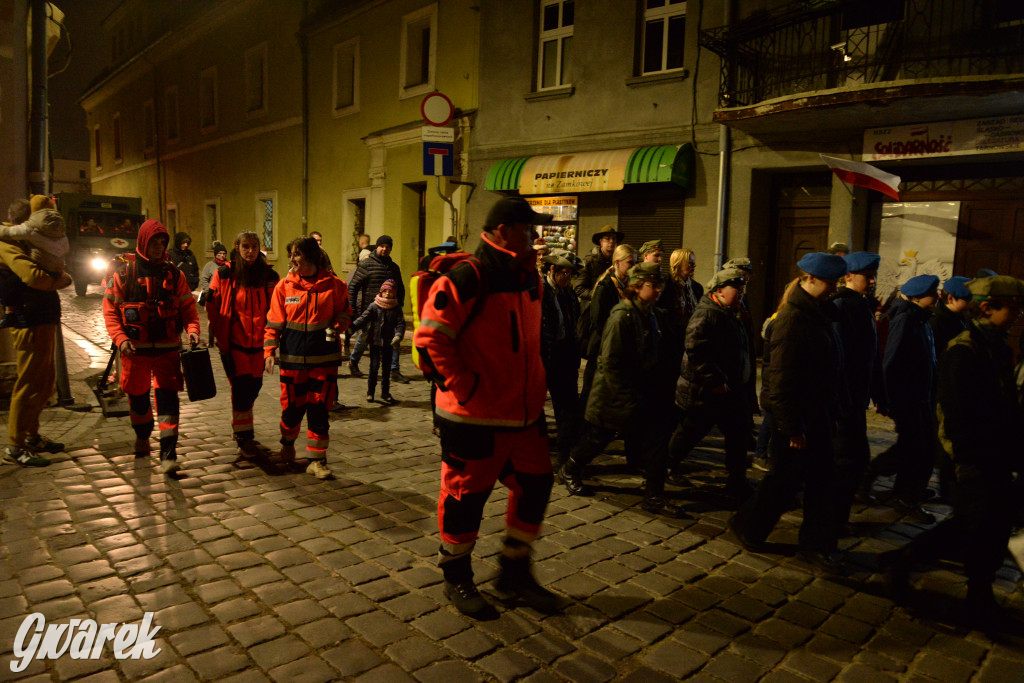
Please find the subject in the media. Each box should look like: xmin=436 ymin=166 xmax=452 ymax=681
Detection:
xmin=48 ymin=0 xmax=120 ymax=161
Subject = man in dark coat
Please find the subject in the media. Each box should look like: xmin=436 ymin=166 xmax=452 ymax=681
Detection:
xmin=668 ymin=267 xmax=753 ymax=500
xmin=348 ymin=235 xmax=407 ymax=381
xmin=863 ymin=274 xmax=940 ymax=522
xmin=883 ymin=276 xmax=1024 ymax=624
xmin=730 ymin=252 xmax=848 ymax=573
xmin=830 ymin=252 xmax=886 ymax=531
xmin=540 ymin=251 xmax=583 ymax=466
xmin=572 ymin=225 xmax=623 ymax=303
xmin=169 ymin=232 xmax=200 ymax=291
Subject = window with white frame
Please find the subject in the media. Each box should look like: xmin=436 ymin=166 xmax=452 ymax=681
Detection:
xmin=143 ymin=99 xmax=156 ymax=153
xmin=333 ymin=37 xmax=360 ymax=116
xmin=200 ymin=66 xmax=218 ymax=132
xmin=399 ymin=4 xmax=436 ymax=98
xmin=203 ymin=198 xmax=221 ymax=249
xmin=538 ymin=0 xmax=574 ymax=89
xmin=113 ymin=112 xmax=123 ymax=163
xmin=641 ymin=0 xmax=686 ymax=74
xmin=93 ymin=125 xmax=102 ymax=169
xmin=255 ymin=191 xmax=277 ymax=257
xmin=245 ymin=43 xmax=268 ymax=117
xmin=165 ymin=85 xmax=180 ymax=142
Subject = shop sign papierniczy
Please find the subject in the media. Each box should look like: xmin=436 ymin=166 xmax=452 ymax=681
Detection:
xmin=864 ymin=115 xmax=1024 ymax=161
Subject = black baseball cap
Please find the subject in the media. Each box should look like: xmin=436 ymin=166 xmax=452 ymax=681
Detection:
xmin=484 ymin=197 xmax=555 ymax=229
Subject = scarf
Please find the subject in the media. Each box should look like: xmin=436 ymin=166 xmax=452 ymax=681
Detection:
xmin=375 ymin=294 xmax=398 ymax=309
xmin=214 ymin=255 xmax=229 ymax=267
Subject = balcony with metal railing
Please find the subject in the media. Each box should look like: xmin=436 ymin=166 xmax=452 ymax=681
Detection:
xmin=699 ymin=0 xmax=1024 ymax=134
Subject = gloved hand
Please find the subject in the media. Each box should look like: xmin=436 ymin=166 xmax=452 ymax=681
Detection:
xmin=391 ymin=335 xmax=402 ymax=346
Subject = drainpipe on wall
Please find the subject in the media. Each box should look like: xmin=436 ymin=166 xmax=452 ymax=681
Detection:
xmin=713 ymin=0 xmax=732 ymax=271
xmin=299 ymin=1 xmax=309 ymax=236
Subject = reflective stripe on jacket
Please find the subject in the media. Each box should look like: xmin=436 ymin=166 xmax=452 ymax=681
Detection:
xmin=264 ymin=269 xmax=351 ymax=370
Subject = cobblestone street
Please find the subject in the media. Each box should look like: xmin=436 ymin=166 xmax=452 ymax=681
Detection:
xmin=0 ymin=287 xmax=1021 ymax=682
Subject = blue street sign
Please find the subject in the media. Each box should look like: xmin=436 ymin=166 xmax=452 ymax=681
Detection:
xmin=423 ymin=142 xmax=454 ymax=177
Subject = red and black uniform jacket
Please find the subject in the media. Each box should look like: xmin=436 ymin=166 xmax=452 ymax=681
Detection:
xmin=206 ymin=262 xmax=279 ymax=354
xmin=264 ymin=268 xmax=352 ymax=370
xmin=414 ymin=234 xmax=547 ymax=429
xmin=103 ymin=219 xmax=199 ymax=354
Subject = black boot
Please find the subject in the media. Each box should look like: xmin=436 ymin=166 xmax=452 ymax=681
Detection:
xmin=557 ymin=458 xmax=588 ymax=496
xmin=439 ymin=550 xmax=490 ymax=617
xmin=641 ymin=494 xmax=691 ymax=519
xmin=495 ymin=554 xmax=561 ymax=614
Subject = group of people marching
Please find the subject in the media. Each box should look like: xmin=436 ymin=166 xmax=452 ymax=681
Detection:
xmin=531 ymin=219 xmax=1023 ymax=623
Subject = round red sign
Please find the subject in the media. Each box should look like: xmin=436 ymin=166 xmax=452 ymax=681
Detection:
xmin=421 ymin=92 xmax=454 ymax=127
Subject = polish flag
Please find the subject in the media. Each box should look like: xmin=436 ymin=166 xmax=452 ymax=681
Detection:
xmin=820 ymin=154 xmax=901 ymax=200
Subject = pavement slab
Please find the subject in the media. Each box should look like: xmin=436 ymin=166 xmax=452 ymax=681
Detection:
xmin=0 ymin=292 xmax=1020 ymax=680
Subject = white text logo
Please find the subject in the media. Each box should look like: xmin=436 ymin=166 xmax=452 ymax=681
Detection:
xmin=11 ymin=613 xmax=161 ymax=673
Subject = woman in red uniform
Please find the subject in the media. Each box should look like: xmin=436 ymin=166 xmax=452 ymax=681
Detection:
xmin=206 ymin=231 xmax=279 ymax=457
xmin=103 ymin=219 xmax=200 ymax=476
xmin=264 ymin=236 xmax=351 ymax=479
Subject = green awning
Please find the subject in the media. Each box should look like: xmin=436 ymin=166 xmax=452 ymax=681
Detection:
xmin=484 ymin=144 xmax=693 ymax=193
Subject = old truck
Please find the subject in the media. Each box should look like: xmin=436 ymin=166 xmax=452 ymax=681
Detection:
xmin=54 ymin=193 xmax=145 ymax=296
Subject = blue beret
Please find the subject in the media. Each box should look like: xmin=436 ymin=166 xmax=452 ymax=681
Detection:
xmin=901 ymin=274 xmax=940 ymax=298
xmin=796 ymin=252 xmax=847 ymax=280
xmin=975 ymin=268 xmax=998 ymax=278
xmin=843 ymin=251 xmax=880 ymax=274
xmin=942 ymin=276 xmax=971 ymax=300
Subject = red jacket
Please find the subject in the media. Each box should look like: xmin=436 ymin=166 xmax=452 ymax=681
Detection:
xmin=414 ymin=234 xmax=547 ymax=428
xmin=206 ymin=262 xmax=279 ymax=353
xmin=103 ymin=219 xmax=199 ymax=352
xmin=264 ymin=268 xmax=352 ymax=370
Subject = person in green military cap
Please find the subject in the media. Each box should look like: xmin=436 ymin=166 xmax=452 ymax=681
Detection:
xmin=573 ymin=225 xmax=625 ymax=304
xmin=882 ymin=275 xmax=1024 ymax=625
xmin=559 ymin=262 xmax=688 ymax=518
xmin=667 ymin=268 xmax=754 ymax=500
xmin=639 ymin=240 xmax=663 ymax=264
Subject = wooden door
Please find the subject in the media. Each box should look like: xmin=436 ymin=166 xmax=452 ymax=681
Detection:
xmin=771 ymin=200 xmax=830 ymax=312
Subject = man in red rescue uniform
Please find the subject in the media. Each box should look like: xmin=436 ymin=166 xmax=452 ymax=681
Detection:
xmin=414 ymin=197 xmax=563 ymax=617
xmin=104 ymin=219 xmax=200 ymax=476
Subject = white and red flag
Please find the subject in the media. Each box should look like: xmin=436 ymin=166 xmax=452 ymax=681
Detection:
xmin=820 ymin=154 xmax=901 ymax=200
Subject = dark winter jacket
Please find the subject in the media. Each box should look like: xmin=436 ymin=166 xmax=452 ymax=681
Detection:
xmin=831 ymin=287 xmax=885 ymax=413
xmin=168 ymin=232 xmax=200 ymax=291
xmin=351 ymin=302 xmax=406 ymax=347
xmin=883 ymin=298 xmax=936 ymax=416
xmin=929 ymin=299 xmax=968 ymax=359
xmin=761 ymin=284 xmax=841 ymax=438
xmin=541 ymin=276 xmax=581 ymax=371
xmin=348 ymin=252 xmax=404 ymax=315
xmin=573 ymin=247 xmax=612 ymax=303
xmin=658 ymin=276 xmax=703 ymax=342
xmin=937 ymin=320 xmax=1022 ymax=475
xmin=585 ymin=297 xmax=661 ymax=432
xmin=585 ymin=271 xmax=626 ymax=359
xmin=0 ymin=240 xmax=63 ymax=327
xmin=675 ymin=294 xmax=752 ymax=411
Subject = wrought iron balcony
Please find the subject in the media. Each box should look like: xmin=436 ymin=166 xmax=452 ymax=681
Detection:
xmin=700 ymin=0 xmax=1024 ymax=109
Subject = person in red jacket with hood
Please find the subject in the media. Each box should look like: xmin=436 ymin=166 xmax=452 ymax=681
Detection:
xmin=206 ymin=231 xmax=279 ymax=457
xmin=264 ymin=236 xmax=351 ymax=480
xmin=414 ymin=197 xmax=563 ymax=618
xmin=103 ymin=219 xmax=200 ymax=476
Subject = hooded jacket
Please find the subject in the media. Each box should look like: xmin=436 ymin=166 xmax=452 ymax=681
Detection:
xmin=883 ymin=297 xmax=937 ymax=415
xmin=103 ymin=219 xmax=200 ymax=352
xmin=264 ymin=268 xmax=351 ymax=370
xmin=414 ymin=234 xmax=547 ymax=429
xmin=168 ymin=232 xmax=200 ymax=290
xmin=760 ymin=284 xmax=841 ymax=438
xmin=206 ymin=260 xmax=279 ymax=354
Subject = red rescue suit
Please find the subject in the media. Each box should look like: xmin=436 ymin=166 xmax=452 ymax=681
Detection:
xmin=103 ymin=220 xmax=199 ymax=458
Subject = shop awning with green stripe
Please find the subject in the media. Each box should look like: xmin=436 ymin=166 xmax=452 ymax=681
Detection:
xmin=484 ymin=144 xmax=694 ymax=194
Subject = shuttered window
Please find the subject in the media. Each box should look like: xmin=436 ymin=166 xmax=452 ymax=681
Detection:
xmin=617 ymin=192 xmax=685 ymax=254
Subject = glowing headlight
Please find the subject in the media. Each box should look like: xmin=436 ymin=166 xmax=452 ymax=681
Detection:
xmin=91 ymin=257 xmax=107 ymax=271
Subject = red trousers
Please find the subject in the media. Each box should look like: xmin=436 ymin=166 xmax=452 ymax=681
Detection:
xmin=437 ymin=422 xmax=554 ymax=546
xmin=279 ymin=366 xmax=338 ymax=459
xmin=121 ymin=351 xmax=182 ymax=448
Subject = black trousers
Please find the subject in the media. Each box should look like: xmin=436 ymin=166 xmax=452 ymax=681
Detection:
xmin=547 ymin=361 xmax=581 ymax=463
xmin=570 ymin=418 xmax=671 ymax=497
xmin=902 ymin=467 xmax=1016 ymax=595
xmin=368 ymin=344 xmax=394 ymax=397
xmin=733 ymin=419 xmax=838 ymax=553
xmin=868 ymin=404 xmax=935 ymax=501
xmin=832 ymin=409 xmax=870 ymax=528
xmin=669 ymin=390 xmax=750 ymax=482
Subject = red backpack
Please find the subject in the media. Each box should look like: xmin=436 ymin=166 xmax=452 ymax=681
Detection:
xmin=410 ymin=252 xmax=487 ymax=371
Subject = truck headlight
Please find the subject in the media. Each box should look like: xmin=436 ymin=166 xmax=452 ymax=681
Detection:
xmin=91 ymin=257 xmax=107 ymax=271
